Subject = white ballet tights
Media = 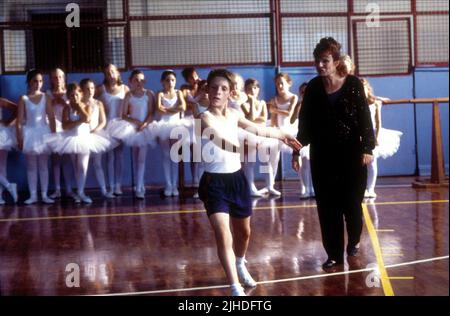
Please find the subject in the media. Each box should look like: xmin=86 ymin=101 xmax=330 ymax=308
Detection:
xmin=25 ymin=154 xmax=50 ymax=198
xmin=367 ymin=155 xmax=378 ymax=193
xmin=92 ymin=153 xmax=107 ymax=193
xmin=52 ymin=154 xmax=74 ymax=193
xmin=160 ymin=140 xmax=178 ymax=189
xmin=266 ymin=148 xmax=280 ymax=189
xmin=71 ymin=153 xmax=90 ymax=196
xmin=132 ymin=145 xmax=147 ymax=192
xmin=0 ymin=150 xmax=11 ymax=189
xmin=299 ymin=157 xmax=313 ymax=194
xmin=107 ymin=144 xmax=124 ymax=191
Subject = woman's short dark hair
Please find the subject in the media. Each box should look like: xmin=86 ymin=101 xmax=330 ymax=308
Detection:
xmin=313 ymin=37 xmax=342 ymax=62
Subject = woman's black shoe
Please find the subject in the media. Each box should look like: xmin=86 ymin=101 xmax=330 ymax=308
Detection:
xmin=347 ymin=244 xmax=360 ymax=257
xmin=322 ymin=259 xmax=343 ymax=269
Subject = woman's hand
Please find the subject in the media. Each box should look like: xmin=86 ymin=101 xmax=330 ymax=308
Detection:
xmin=361 ymin=153 xmax=373 ymax=166
xmin=292 ymin=154 xmax=302 ymax=172
xmin=282 ymin=134 xmax=302 ymax=152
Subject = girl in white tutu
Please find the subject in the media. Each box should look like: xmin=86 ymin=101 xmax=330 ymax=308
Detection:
xmin=0 ymin=97 xmax=18 ymax=204
xmin=80 ymin=78 xmax=117 ymax=199
xmin=96 ymin=64 xmax=129 ymax=195
xmin=265 ymin=73 xmax=298 ymax=196
xmin=155 ymin=70 xmax=186 ymax=197
xmin=46 ymin=68 xmax=77 ymax=201
xmin=229 ymin=73 xmax=247 ymax=111
xmin=361 ymin=78 xmax=402 ymax=198
xmin=51 ymin=83 xmax=112 ymax=203
xmin=291 ymin=82 xmax=314 ymax=199
xmin=181 ymin=67 xmax=203 ymax=189
xmin=184 ymin=79 xmax=209 ymax=196
xmin=108 ymin=70 xmax=156 ymax=199
xmin=16 ymin=69 xmax=55 ymax=204
xmin=240 ymin=78 xmax=273 ymax=197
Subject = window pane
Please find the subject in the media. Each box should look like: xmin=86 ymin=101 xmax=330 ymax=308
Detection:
xmin=130 ymin=18 xmax=272 ymax=66
xmin=354 ymin=19 xmax=411 ymax=75
xmin=282 ymin=17 xmax=348 ymax=63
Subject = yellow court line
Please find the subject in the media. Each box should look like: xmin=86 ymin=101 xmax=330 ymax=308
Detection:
xmin=362 ymin=203 xmax=395 ymax=296
xmin=0 ymin=199 xmax=447 ymax=224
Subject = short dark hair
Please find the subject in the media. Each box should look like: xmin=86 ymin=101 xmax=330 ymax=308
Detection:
xmin=26 ymin=69 xmax=43 ymax=85
xmin=313 ymin=37 xmax=342 ymax=62
xmin=66 ymin=82 xmax=81 ymax=97
xmin=161 ymin=70 xmax=176 ymax=81
xmin=181 ymin=67 xmax=196 ymax=81
xmin=206 ymin=69 xmax=234 ymax=88
xmin=129 ymin=69 xmax=144 ymax=81
xmin=80 ymin=78 xmax=94 ymax=89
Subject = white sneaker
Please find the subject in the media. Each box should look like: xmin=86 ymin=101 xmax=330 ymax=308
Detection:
xmin=24 ymin=196 xmax=38 ymax=205
xmin=8 ymin=183 xmax=18 ymax=203
xmin=268 ymin=188 xmax=281 ymax=196
xmin=366 ymin=190 xmax=377 ymax=198
xmin=49 ymin=190 xmax=61 ymax=199
xmin=230 ymin=284 xmax=246 ymax=296
xmin=236 ymin=260 xmax=257 ymax=287
xmin=42 ymin=196 xmax=55 ymax=204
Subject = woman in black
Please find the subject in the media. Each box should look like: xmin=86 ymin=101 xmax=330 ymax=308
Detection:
xmin=292 ymin=37 xmax=375 ymax=269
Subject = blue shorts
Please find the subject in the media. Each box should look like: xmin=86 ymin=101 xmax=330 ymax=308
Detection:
xmin=198 ymin=169 xmax=252 ymax=218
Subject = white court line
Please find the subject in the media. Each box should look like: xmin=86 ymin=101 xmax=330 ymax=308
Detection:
xmin=92 ymin=255 xmax=449 ymax=296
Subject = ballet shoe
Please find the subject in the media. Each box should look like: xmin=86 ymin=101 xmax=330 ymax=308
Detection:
xmin=49 ymin=190 xmax=61 ymax=199
xmin=268 ymin=188 xmax=281 ymax=196
xmin=79 ymin=194 xmax=92 ymax=204
xmin=230 ymin=284 xmax=246 ymax=296
xmin=172 ymin=188 xmax=179 ymax=196
xmin=42 ymin=195 xmax=55 ymax=204
xmin=24 ymin=196 xmax=38 ymax=205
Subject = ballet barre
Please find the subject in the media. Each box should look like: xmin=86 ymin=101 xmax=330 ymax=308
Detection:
xmin=383 ymin=97 xmax=449 ymax=188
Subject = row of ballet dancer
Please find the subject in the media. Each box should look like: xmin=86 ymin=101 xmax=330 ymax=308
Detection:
xmin=0 ymin=58 xmax=401 ymax=205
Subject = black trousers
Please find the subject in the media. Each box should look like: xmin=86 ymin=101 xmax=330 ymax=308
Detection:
xmin=310 ymin=145 xmax=367 ymax=262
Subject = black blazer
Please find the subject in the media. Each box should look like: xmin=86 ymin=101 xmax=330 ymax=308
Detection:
xmin=296 ymin=75 xmax=375 ymax=155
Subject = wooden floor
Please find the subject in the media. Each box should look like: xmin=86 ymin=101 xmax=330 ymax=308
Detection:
xmin=0 ymin=177 xmax=448 ymax=296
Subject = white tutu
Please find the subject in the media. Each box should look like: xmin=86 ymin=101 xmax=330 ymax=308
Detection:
xmin=93 ymin=129 xmax=120 ymax=150
xmin=373 ymin=128 xmax=403 ymax=159
xmin=47 ymin=132 xmax=112 ymax=155
xmin=23 ymin=125 xmax=52 ymax=154
xmin=0 ymin=124 xmax=16 ymax=151
xmin=157 ymin=118 xmax=193 ymax=145
xmin=107 ymin=119 xmax=157 ymax=147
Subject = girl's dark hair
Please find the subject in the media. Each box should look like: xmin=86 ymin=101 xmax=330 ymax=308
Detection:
xmin=244 ymin=78 xmax=260 ymax=92
xmin=161 ymin=70 xmax=176 ymax=81
xmin=181 ymin=67 xmax=196 ymax=82
xmin=80 ymin=78 xmax=94 ymax=89
xmin=26 ymin=69 xmax=43 ymax=85
xmin=129 ymin=69 xmax=144 ymax=81
xmin=102 ymin=63 xmax=123 ymax=86
xmin=313 ymin=37 xmax=342 ymax=62
xmin=66 ymin=82 xmax=81 ymax=97
xmin=206 ymin=69 xmax=234 ymax=88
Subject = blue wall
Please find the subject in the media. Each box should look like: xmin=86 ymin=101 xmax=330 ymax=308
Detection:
xmin=1 ymin=65 xmax=448 ymax=192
